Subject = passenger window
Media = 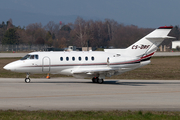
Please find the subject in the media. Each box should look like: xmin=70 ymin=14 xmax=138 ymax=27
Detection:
xmin=79 ymin=57 xmax=81 ymax=61
xmin=66 ymin=57 xmax=69 ymax=61
xmin=85 ymin=56 xmax=88 ymax=61
xmin=60 ymin=57 xmax=63 ymax=61
xmin=91 ymin=56 xmax=94 ymax=61
xmin=72 ymin=57 xmax=75 ymax=61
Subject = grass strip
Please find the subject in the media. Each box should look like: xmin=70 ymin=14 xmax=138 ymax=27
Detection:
xmin=0 ymin=110 xmax=180 ymax=120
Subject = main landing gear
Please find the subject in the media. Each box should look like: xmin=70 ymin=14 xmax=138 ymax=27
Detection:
xmin=25 ymin=73 xmax=31 ymax=83
xmin=92 ymin=77 xmax=104 ymax=84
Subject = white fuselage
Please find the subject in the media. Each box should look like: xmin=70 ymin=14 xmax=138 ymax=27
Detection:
xmin=4 ymin=51 xmax=150 ymax=78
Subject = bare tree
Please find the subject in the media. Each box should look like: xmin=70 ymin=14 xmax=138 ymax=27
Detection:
xmin=44 ymin=21 xmax=56 ymax=34
xmin=26 ymin=23 xmax=46 ymax=45
xmin=73 ymin=17 xmax=88 ymax=47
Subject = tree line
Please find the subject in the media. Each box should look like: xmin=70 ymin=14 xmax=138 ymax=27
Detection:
xmin=0 ymin=17 xmax=180 ymax=49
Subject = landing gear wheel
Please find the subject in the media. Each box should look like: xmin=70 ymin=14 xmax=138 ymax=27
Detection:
xmin=98 ymin=79 xmax=104 ymax=84
xmin=25 ymin=73 xmax=31 ymax=83
xmin=25 ymin=78 xmax=31 ymax=83
xmin=92 ymin=78 xmax=95 ymax=83
xmin=92 ymin=77 xmax=98 ymax=83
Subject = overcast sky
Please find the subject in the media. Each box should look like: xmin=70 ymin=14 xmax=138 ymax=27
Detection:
xmin=0 ymin=0 xmax=180 ymax=28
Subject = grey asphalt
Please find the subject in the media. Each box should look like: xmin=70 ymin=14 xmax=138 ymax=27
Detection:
xmin=153 ymin=52 xmax=180 ymax=56
xmin=0 ymin=52 xmax=180 ymax=58
xmin=0 ymin=53 xmax=27 ymax=58
xmin=0 ymin=78 xmax=180 ymax=111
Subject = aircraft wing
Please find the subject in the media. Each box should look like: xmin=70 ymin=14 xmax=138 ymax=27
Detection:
xmin=72 ymin=67 xmax=118 ymax=74
xmin=71 ymin=67 xmax=125 ymax=78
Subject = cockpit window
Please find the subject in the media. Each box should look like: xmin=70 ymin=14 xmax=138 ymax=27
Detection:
xmin=21 ymin=55 xmax=30 ymax=60
xmin=30 ymin=55 xmax=34 ymax=59
xmin=21 ymin=54 xmax=38 ymax=60
xmin=35 ymin=55 xmax=38 ymax=59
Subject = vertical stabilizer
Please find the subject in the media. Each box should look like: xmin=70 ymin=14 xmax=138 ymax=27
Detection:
xmin=126 ymin=26 xmax=174 ymax=58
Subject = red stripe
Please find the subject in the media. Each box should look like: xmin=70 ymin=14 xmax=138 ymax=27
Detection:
xmin=141 ymin=52 xmax=155 ymax=59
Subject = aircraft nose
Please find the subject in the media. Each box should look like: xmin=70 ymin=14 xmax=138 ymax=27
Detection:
xmin=3 ymin=64 xmax=12 ymax=70
xmin=3 ymin=62 xmax=17 ymax=71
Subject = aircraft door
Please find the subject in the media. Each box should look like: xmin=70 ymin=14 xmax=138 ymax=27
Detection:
xmin=42 ymin=57 xmax=50 ymax=72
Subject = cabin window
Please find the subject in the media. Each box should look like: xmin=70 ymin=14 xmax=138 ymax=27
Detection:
xmin=72 ymin=57 xmax=75 ymax=61
xmin=91 ymin=56 xmax=94 ymax=61
xmin=60 ymin=57 xmax=63 ymax=61
xmin=66 ymin=57 xmax=69 ymax=61
xmin=85 ymin=56 xmax=88 ymax=61
xmin=78 ymin=57 xmax=81 ymax=61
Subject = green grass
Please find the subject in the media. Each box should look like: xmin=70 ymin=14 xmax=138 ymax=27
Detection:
xmin=0 ymin=110 xmax=180 ymax=120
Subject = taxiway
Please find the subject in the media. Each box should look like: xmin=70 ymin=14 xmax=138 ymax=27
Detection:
xmin=0 ymin=78 xmax=180 ymax=111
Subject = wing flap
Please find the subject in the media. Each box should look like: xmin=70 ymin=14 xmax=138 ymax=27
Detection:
xmin=72 ymin=67 xmax=118 ymax=74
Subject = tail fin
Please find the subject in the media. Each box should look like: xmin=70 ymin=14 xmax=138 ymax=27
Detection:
xmin=126 ymin=26 xmax=174 ymax=58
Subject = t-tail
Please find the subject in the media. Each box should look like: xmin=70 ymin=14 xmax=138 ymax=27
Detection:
xmin=126 ymin=26 xmax=174 ymax=60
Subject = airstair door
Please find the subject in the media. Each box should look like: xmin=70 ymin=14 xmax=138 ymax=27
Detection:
xmin=42 ymin=57 xmax=50 ymax=72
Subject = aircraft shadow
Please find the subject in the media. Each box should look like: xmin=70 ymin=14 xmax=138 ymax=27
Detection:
xmin=103 ymin=81 xmax=163 ymax=86
xmin=104 ymin=81 xmax=180 ymax=86
xmin=31 ymin=80 xmax=180 ymax=86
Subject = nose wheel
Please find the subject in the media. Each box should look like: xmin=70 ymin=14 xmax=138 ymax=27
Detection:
xmin=25 ymin=78 xmax=31 ymax=83
xmin=25 ymin=73 xmax=31 ymax=83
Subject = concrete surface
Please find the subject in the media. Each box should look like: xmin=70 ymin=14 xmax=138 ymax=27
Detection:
xmin=0 ymin=53 xmax=27 ymax=58
xmin=0 ymin=78 xmax=180 ymax=111
xmin=153 ymin=52 xmax=180 ymax=56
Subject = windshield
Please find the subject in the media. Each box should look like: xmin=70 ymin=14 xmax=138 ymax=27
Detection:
xmin=21 ymin=54 xmax=39 ymax=60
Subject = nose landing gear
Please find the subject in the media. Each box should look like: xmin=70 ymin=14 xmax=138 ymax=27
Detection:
xmin=25 ymin=73 xmax=31 ymax=83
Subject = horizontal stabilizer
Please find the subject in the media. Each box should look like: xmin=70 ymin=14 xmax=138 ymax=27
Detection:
xmin=146 ymin=36 xmax=175 ymax=39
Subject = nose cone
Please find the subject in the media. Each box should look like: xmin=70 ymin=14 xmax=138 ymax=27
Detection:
xmin=3 ymin=61 xmax=20 ymax=71
xmin=3 ymin=63 xmax=13 ymax=70
xmin=3 ymin=60 xmax=25 ymax=72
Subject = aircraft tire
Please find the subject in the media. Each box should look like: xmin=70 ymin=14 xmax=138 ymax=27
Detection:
xmin=25 ymin=78 xmax=31 ymax=83
xmin=94 ymin=78 xmax=98 ymax=83
xmin=98 ymin=79 xmax=104 ymax=84
xmin=92 ymin=77 xmax=98 ymax=83
xmin=92 ymin=78 xmax=95 ymax=83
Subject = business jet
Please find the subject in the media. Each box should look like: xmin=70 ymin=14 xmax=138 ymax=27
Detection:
xmin=3 ymin=26 xmax=174 ymax=83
